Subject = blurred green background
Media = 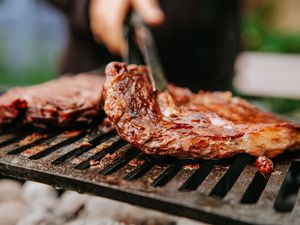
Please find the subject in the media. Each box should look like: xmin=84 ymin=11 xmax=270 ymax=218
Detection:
xmin=0 ymin=0 xmax=65 ymax=87
xmin=242 ymin=0 xmax=300 ymax=53
xmin=0 ymin=43 xmax=57 ymax=86
xmin=0 ymin=0 xmax=299 ymax=119
xmin=240 ymin=0 xmax=300 ymax=119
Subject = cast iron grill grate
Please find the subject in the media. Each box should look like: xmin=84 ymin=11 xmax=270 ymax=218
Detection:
xmin=0 ymin=126 xmax=300 ymax=225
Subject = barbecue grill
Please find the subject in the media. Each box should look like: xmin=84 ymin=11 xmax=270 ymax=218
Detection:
xmin=0 ymin=124 xmax=299 ymax=225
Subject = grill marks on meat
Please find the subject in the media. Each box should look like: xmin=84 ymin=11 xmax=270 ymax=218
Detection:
xmin=0 ymin=74 xmax=105 ymax=128
xmin=104 ymin=62 xmax=300 ymax=161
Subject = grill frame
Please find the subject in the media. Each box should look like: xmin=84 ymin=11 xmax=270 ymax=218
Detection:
xmin=0 ymin=128 xmax=299 ymax=225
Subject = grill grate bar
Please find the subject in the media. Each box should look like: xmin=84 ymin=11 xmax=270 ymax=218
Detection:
xmin=257 ymin=160 xmax=291 ymax=209
xmin=100 ymin=147 xmax=140 ymax=175
xmin=0 ymin=125 xmax=299 ymax=225
xmin=124 ymin=155 xmax=162 ymax=180
xmin=8 ymin=132 xmax=61 ymax=155
xmin=274 ymin=160 xmax=300 ymax=212
xmin=179 ymin=160 xmax=215 ymax=191
xmin=240 ymin=172 xmax=268 ymax=204
xmin=0 ymin=133 xmax=14 ymax=140
xmin=29 ymin=131 xmax=86 ymax=160
xmin=75 ymin=139 xmax=127 ymax=170
xmin=0 ymin=134 xmax=29 ymax=148
xmin=152 ymin=159 xmax=189 ymax=187
xmin=52 ymin=130 xmax=117 ymax=165
xmin=210 ymin=154 xmax=253 ymax=198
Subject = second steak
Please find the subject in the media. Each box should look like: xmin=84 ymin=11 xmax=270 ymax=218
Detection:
xmin=0 ymin=73 xmax=105 ymax=128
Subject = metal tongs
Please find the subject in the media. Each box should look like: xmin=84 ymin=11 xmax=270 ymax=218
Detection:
xmin=123 ymin=13 xmax=168 ymax=92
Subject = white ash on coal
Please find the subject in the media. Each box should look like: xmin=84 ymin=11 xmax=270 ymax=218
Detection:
xmin=0 ymin=180 xmax=209 ymax=225
xmin=0 ymin=180 xmax=27 ymax=225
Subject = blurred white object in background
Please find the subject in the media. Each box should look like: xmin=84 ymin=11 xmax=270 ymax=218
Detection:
xmin=234 ymin=52 xmax=300 ymax=99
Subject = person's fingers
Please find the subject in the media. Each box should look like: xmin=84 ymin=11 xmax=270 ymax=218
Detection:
xmin=90 ymin=0 xmax=129 ymax=55
xmin=131 ymin=0 xmax=165 ymax=26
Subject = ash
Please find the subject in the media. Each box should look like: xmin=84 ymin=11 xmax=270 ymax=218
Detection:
xmin=0 ymin=180 xmax=208 ymax=225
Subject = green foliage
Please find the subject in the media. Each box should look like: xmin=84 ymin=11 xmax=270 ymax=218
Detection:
xmin=240 ymin=95 xmax=300 ymax=119
xmin=266 ymin=98 xmax=300 ymax=114
xmin=240 ymin=3 xmax=300 ymax=114
xmin=0 ymin=63 xmax=56 ymax=86
xmin=242 ymin=19 xmax=300 ymax=53
xmin=0 ymin=35 xmax=57 ymax=87
xmin=241 ymin=2 xmax=300 ymax=53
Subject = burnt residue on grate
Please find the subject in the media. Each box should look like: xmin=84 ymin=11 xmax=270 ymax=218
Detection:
xmin=0 ymin=127 xmax=300 ymax=225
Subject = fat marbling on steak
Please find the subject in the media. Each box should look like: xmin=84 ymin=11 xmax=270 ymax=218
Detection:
xmin=103 ymin=62 xmax=300 ymax=173
xmin=0 ymin=74 xmax=105 ymax=128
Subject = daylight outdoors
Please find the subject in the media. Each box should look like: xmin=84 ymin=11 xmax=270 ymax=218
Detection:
xmin=236 ymin=0 xmax=300 ymax=119
xmin=0 ymin=0 xmax=299 ymax=119
xmin=0 ymin=1 xmax=300 ymax=224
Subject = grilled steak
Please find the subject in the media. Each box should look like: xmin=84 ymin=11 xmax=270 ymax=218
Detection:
xmin=104 ymin=62 xmax=300 ymax=165
xmin=0 ymin=74 xmax=105 ymax=128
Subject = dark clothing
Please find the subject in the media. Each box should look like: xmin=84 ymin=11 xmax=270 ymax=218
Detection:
xmin=46 ymin=0 xmax=118 ymax=73
xmin=47 ymin=0 xmax=240 ymax=92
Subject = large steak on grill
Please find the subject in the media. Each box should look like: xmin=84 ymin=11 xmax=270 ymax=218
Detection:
xmin=103 ymin=62 xmax=300 ymax=165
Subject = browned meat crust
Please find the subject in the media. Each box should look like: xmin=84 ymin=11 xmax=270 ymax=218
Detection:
xmin=0 ymin=74 xmax=105 ymax=128
xmin=104 ymin=62 xmax=300 ymax=160
xmin=256 ymin=156 xmax=274 ymax=177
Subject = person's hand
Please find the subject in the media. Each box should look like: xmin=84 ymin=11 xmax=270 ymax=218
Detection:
xmin=90 ymin=0 xmax=165 ymax=55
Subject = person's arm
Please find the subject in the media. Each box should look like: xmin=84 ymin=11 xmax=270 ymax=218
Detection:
xmin=89 ymin=0 xmax=164 ymax=54
xmin=47 ymin=0 xmax=164 ymax=55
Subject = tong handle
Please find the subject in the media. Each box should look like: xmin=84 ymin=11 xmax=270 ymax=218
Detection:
xmin=123 ymin=13 xmax=168 ymax=91
xmin=123 ymin=17 xmax=144 ymax=65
